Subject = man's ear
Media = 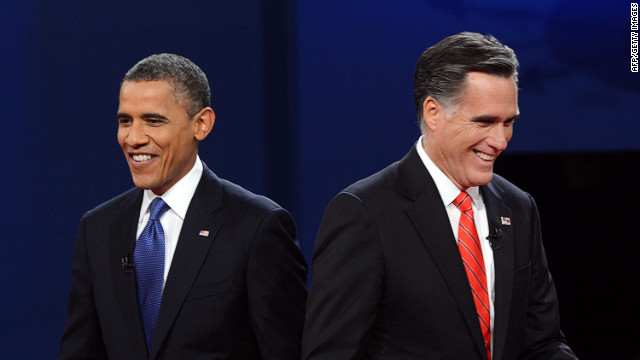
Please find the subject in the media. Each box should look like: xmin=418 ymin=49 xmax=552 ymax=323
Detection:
xmin=193 ymin=107 xmax=215 ymax=141
xmin=422 ymin=96 xmax=442 ymax=132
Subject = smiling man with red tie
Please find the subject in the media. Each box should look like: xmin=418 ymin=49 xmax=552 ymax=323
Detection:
xmin=303 ymin=32 xmax=577 ymax=360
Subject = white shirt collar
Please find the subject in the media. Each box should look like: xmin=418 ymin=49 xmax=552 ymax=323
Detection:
xmin=415 ymin=135 xmax=480 ymax=207
xmin=138 ymin=155 xmax=204 ymax=223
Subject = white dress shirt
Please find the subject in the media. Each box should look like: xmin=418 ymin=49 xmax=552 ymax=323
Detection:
xmin=136 ymin=156 xmax=203 ymax=284
xmin=416 ymin=136 xmax=495 ymax=349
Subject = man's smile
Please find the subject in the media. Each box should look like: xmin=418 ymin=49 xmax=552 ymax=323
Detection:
xmin=473 ymin=150 xmax=496 ymax=161
xmin=132 ymin=154 xmax=153 ymax=162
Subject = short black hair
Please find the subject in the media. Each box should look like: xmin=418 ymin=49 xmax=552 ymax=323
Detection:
xmin=123 ymin=53 xmax=211 ymax=119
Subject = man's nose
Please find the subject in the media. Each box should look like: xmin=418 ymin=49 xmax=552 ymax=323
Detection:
xmin=487 ymin=124 xmax=511 ymax=151
xmin=126 ymin=121 xmax=149 ymax=147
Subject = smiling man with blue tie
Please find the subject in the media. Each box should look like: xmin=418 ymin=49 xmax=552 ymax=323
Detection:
xmin=61 ymin=54 xmax=307 ymax=359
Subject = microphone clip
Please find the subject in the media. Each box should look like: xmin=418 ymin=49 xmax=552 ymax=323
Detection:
xmin=121 ymin=254 xmax=135 ymax=272
xmin=486 ymin=221 xmax=503 ymax=250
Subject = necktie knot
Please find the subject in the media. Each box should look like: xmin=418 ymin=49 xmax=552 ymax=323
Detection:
xmin=149 ymin=198 xmax=169 ymax=221
xmin=454 ymin=191 xmax=473 ymax=213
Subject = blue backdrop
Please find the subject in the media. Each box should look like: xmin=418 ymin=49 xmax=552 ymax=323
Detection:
xmin=1 ymin=0 xmax=637 ymax=358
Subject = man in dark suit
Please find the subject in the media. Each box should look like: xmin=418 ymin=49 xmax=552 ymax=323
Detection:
xmin=302 ymin=32 xmax=577 ymax=359
xmin=61 ymin=54 xmax=307 ymax=359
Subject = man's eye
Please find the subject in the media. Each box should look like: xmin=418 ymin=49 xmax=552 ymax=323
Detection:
xmin=148 ymin=119 xmax=165 ymax=125
xmin=118 ymin=118 xmax=131 ymax=126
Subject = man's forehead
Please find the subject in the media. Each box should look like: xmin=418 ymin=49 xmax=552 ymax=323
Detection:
xmin=120 ymin=79 xmax=175 ymax=93
xmin=121 ymin=79 xmax=192 ymax=112
xmin=461 ymin=71 xmax=517 ymax=88
xmin=460 ymin=73 xmax=517 ymax=96
xmin=454 ymin=73 xmax=518 ymax=116
xmin=118 ymin=80 xmax=180 ymax=105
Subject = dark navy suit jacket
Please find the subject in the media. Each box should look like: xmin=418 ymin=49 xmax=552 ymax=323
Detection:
xmin=61 ymin=164 xmax=307 ymax=359
xmin=303 ymin=146 xmax=576 ymax=360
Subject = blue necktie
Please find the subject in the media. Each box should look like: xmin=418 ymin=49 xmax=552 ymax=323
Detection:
xmin=134 ymin=197 xmax=169 ymax=350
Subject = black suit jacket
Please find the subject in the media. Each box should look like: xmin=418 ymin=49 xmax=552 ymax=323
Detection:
xmin=61 ymin=164 xmax=308 ymax=359
xmin=302 ymin=146 xmax=576 ymax=360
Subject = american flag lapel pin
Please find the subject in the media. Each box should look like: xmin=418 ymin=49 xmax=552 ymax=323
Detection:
xmin=501 ymin=217 xmax=511 ymax=226
xmin=199 ymin=230 xmax=210 ymax=237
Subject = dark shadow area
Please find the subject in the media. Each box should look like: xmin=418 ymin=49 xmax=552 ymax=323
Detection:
xmin=495 ymin=151 xmax=640 ymax=360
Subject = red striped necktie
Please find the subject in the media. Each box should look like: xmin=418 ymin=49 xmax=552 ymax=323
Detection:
xmin=454 ymin=191 xmax=491 ymax=360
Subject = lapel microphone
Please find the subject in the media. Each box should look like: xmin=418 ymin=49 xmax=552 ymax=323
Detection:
xmin=486 ymin=220 xmax=503 ymax=250
xmin=121 ymin=253 xmax=135 ymax=272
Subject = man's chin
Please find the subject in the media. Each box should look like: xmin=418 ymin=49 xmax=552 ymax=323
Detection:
xmin=479 ymin=172 xmax=494 ymax=185
xmin=468 ymin=172 xmax=494 ymax=187
xmin=131 ymin=176 xmax=157 ymax=191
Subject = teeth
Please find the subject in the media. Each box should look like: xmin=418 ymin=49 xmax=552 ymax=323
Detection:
xmin=132 ymin=154 xmax=152 ymax=162
xmin=474 ymin=151 xmax=495 ymax=161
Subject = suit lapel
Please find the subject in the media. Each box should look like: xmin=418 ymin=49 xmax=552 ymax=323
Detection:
xmin=398 ymin=146 xmax=488 ymax=359
xmin=150 ymin=165 xmax=223 ymax=359
xmin=481 ymin=182 xmax=514 ymax=360
xmin=108 ymin=188 xmax=149 ymax=360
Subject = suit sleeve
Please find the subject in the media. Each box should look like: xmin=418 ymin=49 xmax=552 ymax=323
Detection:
xmin=302 ymin=192 xmax=384 ymax=360
xmin=246 ymin=207 xmax=308 ymax=360
xmin=519 ymin=194 xmax=578 ymax=360
xmin=60 ymin=215 xmax=108 ymax=359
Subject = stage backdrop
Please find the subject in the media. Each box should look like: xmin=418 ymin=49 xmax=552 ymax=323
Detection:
xmin=1 ymin=0 xmax=637 ymax=358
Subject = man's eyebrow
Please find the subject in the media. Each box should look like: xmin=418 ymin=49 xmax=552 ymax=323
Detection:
xmin=471 ymin=114 xmax=520 ymax=122
xmin=116 ymin=112 xmax=169 ymax=120
xmin=141 ymin=113 xmax=169 ymax=120
xmin=471 ymin=115 xmax=499 ymax=122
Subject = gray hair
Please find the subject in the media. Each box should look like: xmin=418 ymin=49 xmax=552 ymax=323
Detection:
xmin=413 ymin=32 xmax=519 ymax=131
